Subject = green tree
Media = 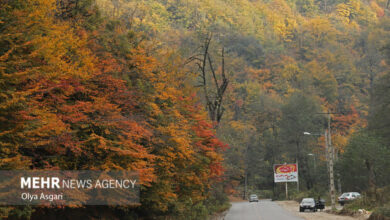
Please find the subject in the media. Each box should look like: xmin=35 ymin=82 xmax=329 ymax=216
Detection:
xmin=338 ymin=131 xmax=390 ymax=191
xmin=279 ymin=92 xmax=325 ymax=189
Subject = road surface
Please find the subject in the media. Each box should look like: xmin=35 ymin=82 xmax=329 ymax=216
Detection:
xmin=224 ymin=200 xmax=367 ymax=220
xmin=224 ymin=200 xmax=304 ymax=220
xmin=277 ymin=200 xmax=368 ymax=220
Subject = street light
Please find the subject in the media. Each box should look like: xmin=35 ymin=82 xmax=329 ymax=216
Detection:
xmin=304 ymin=130 xmax=336 ymax=210
xmin=303 ymin=132 xmax=322 ymax=136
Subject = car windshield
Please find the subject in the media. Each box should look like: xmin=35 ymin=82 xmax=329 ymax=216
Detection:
xmin=302 ymin=198 xmax=314 ymax=203
xmin=250 ymin=195 xmax=257 ymax=198
xmin=341 ymin=193 xmax=350 ymax=197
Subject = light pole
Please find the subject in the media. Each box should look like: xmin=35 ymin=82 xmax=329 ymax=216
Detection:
xmin=326 ymin=113 xmax=336 ymax=210
xmin=307 ymin=153 xmax=316 ymax=179
xmin=304 ymin=130 xmax=336 ymax=210
xmin=304 ymin=133 xmax=322 ymax=191
xmin=244 ymin=144 xmax=249 ymax=200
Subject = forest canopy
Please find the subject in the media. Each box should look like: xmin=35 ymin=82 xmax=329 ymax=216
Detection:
xmin=1 ymin=0 xmax=390 ymax=219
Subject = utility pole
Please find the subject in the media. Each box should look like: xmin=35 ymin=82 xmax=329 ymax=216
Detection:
xmin=327 ymin=112 xmax=336 ymax=210
xmin=296 ymin=158 xmax=299 ymax=192
xmin=244 ymin=171 xmax=247 ymax=200
xmin=308 ymin=153 xmax=316 ymax=184
xmin=324 ymin=130 xmax=329 ymax=177
xmin=319 ymin=112 xmax=336 ymax=210
xmin=304 ymin=113 xmax=337 ymax=210
xmin=313 ymin=111 xmax=337 ymax=210
xmin=243 ymin=142 xmax=249 ymax=200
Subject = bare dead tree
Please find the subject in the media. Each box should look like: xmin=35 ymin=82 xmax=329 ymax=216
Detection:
xmin=111 ymin=0 xmax=120 ymax=19
xmin=186 ymin=33 xmax=229 ymax=127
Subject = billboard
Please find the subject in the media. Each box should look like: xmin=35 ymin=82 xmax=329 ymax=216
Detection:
xmin=274 ymin=164 xmax=298 ymax=182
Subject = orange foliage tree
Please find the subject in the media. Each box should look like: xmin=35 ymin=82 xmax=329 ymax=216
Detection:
xmin=1 ymin=0 xmax=227 ymax=217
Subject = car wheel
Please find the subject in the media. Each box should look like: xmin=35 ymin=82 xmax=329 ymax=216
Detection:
xmin=299 ymin=208 xmax=303 ymax=212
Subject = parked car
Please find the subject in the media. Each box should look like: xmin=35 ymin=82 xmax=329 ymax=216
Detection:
xmin=299 ymin=198 xmax=317 ymax=212
xmin=316 ymin=198 xmax=325 ymax=211
xmin=249 ymin=194 xmax=259 ymax=202
xmin=338 ymin=192 xmax=361 ymax=206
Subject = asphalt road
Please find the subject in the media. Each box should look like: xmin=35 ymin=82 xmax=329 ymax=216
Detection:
xmin=224 ymin=200 xmax=304 ymax=220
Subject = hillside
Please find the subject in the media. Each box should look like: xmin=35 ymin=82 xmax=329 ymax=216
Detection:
xmin=1 ymin=0 xmax=390 ymax=219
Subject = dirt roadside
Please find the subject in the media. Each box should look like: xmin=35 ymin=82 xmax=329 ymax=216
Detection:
xmin=277 ymin=200 xmax=370 ymax=220
xmin=228 ymin=196 xmax=246 ymax=202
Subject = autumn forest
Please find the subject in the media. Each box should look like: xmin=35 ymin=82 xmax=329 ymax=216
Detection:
xmin=1 ymin=0 xmax=390 ymax=219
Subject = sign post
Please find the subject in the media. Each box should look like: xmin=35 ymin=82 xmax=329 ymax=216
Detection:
xmin=285 ymin=182 xmax=288 ymax=199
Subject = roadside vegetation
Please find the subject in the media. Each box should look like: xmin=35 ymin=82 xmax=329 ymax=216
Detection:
xmin=339 ymin=186 xmax=390 ymax=219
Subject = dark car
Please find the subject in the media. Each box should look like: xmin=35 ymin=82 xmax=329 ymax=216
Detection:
xmin=249 ymin=194 xmax=259 ymax=202
xmin=316 ymin=198 xmax=325 ymax=211
xmin=299 ymin=198 xmax=317 ymax=212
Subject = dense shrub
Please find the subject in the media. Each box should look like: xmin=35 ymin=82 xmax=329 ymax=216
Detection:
xmin=369 ymin=205 xmax=390 ymax=220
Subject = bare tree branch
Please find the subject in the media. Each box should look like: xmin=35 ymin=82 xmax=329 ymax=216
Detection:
xmin=185 ymin=33 xmax=229 ymax=127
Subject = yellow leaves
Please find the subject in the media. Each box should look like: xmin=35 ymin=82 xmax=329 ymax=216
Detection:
xmin=336 ymin=0 xmax=377 ymax=26
xmin=161 ymin=123 xmax=192 ymax=156
xmin=34 ymin=27 xmax=96 ymax=79
xmin=229 ymin=120 xmax=256 ymax=133
xmin=281 ymin=62 xmax=300 ymax=81
xmin=267 ymin=0 xmax=293 ymax=16
xmin=97 ymin=0 xmax=170 ymax=33
xmin=2 ymin=0 xmax=97 ymax=81
xmin=305 ymin=60 xmax=326 ymax=77
xmin=25 ymin=0 xmax=56 ymax=26
xmin=154 ymin=82 xmax=178 ymax=102
xmin=148 ymin=102 xmax=163 ymax=116
xmin=274 ymin=18 xmax=297 ymax=42
xmin=304 ymin=60 xmax=338 ymax=103
xmin=262 ymin=0 xmax=298 ymax=42
xmin=302 ymin=17 xmax=338 ymax=45
xmin=0 ymin=155 xmax=30 ymax=169
xmin=337 ymin=3 xmax=353 ymax=20
xmin=333 ymin=134 xmax=348 ymax=154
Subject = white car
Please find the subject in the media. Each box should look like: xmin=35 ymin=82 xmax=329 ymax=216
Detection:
xmin=338 ymin=192 xmax=361 ymax=205
xmin=249 ymin=194 xmax=259 ymax=202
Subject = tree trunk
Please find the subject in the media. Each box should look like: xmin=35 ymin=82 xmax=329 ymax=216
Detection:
xmin=365 ymin=159 xmax=376 ymax=188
